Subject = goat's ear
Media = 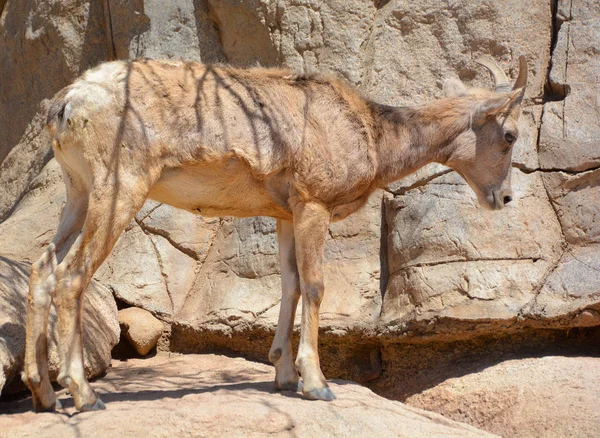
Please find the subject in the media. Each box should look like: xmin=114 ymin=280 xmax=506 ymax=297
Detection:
xmin=443 ymin=78 xmax=468 ymax=97
xmin=473 ymin=88 xmax=522 ymax=125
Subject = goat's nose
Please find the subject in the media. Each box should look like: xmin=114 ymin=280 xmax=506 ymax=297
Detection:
xmin=503 ymin=195 xmax=513 ymax=205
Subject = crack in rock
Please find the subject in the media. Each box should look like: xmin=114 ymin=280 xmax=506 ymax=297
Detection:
xmin=102 ymin=0 xmax=117 ymax=61
xmin=388 ymin=257 xmax=541 ymax=279
xmin=136 ymin=218 xmax=200 ymax=261
xmin=387 ymin=168 xmax=454 ymax=196
xmin=517 ymin=246 xmax=568 ymax=319
xmin=134 ymin=218 xmax=174 ymax=321
xmin=177 ymin=218 xmax=225 ymax=313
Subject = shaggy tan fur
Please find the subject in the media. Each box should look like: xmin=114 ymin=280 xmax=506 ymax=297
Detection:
xmin=24 ymin=55 xmax=527 ymax=410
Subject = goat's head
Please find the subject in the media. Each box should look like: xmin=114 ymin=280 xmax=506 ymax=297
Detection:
xmin=442 ymin=55 xmax=527 ymax=210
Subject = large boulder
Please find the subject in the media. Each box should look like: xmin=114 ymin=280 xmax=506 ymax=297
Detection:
xmin=0 ymin=257 xmax=119 ymax=395
xmin=381 ymin=168 xmax=564 ymax=331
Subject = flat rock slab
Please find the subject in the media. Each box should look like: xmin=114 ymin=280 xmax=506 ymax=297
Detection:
xmin=0 ymin=353 xmax=492 ymax=437
xmin=406 ymin=356 xmax=600 ymax=438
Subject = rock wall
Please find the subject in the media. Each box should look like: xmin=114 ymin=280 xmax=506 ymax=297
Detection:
xmin=0 ymin=0 xmax=598 ymax=393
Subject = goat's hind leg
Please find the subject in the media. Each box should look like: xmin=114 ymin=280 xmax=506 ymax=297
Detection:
xmin=269 ymin=219 xmax=301 ymax=392
xmin=24 ymin=188 xmax=87 ymax=412
xmin=24 ymin=244 xmax=58 ymax=412
xmin=54 ymin=181 xmax=148 ymax=411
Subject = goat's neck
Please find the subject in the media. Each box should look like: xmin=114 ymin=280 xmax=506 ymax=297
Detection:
xmin=370 ymin=97 xmax=471 ymax=188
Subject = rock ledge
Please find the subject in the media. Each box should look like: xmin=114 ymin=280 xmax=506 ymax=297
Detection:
xmin=0 ymin=353 xmax=493 ymax=438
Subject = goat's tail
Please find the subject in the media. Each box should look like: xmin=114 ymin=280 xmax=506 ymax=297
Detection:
xmin=46 ymin=88 xmax=72 ymax=139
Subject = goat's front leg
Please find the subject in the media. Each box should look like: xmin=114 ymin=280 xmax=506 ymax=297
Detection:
xmin=292 ymin=202 xmax=335 ymax=401
xmin=269 ymin=219 xmax=301 ymax=391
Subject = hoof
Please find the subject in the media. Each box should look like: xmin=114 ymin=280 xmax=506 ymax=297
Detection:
xmin=33 ymin=400 xmax=58 ymax=413
xmin=303 ymin=385 xmax=337 ymax=401
xmin=275 ymin=379 xmax=302 ymax=392
xmin=31 ymin=393 xmax=59 ymax=413
xmin=80 ymin=397 xmax=106 ymax=412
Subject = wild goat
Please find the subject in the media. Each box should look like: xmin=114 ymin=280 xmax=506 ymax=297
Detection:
xmin=24 ymin=54 xmax=527 ymax=410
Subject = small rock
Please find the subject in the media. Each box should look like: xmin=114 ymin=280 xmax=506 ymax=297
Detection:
xmin=118 ymin=308 xmax=164 ymax=356
xmin=572 ymin=309 xmax=600 ymax=328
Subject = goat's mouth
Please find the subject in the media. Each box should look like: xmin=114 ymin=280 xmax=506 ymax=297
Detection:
xmin=454 ymin=170 xmax=506 ymax=211
xmin=492 ymin=190 xmax=505 ymax=210
xmin=476 ymin=190 xmax=504 ymax=211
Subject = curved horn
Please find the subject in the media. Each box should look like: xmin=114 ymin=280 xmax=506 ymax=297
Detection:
xmin=512 ymin=55 xmax=528 ymax=90
xmin=475 ymin=55 xmax=510 ymax=92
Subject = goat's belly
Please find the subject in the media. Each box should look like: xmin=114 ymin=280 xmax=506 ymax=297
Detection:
xmin=148 ymin=164 xmax=291 ymax=219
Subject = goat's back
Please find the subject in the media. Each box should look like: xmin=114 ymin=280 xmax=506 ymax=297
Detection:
xmin=47 ymin=59 xmax=378 ymax=210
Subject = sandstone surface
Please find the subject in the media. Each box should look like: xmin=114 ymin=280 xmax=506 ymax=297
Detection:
xmin=539 ymin=0 xmax=600 ymax=172
xmin=383 ymin=170 xmax=564 ymax=327
xmin=0 ymin=0 xmax=111 ymax=220
xmin=406 ymin=356 xmax=600 ymax=438
xmin=0 ymin=353 xmax=494 ymax=437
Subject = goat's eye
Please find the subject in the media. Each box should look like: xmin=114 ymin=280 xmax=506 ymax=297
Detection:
xmin=504 ymin=132 xmax=516 ymax=144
